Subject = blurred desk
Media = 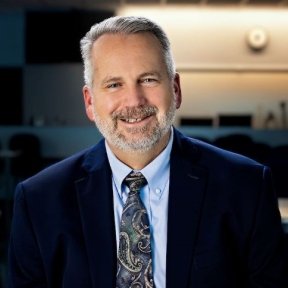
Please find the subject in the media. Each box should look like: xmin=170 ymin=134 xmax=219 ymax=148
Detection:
xmin=0 ymin=149 xmax=20 ymax=159
xmin=179 ymin=127 xmax=288 ymax=147
xmin=0 ymin=126 xmax=288 ymax=158
xmin=279 ymin=198 xmax=288 ymax=233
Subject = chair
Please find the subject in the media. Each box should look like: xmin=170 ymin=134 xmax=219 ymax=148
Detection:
xmin=213 ymin=134 xmax=272 ymax=166
xmin=0 ymin=199 xmax=13 ymax=288
xmin=251 ymin=142 xmax=271 ymax=165
xmin=267 ymin=145 xmax=288 ymax=198
xmin=0 ymin=199 xmax=13 ymax=244
xmin=9 ymin=133 xmax=42 ymax=180
xmin=213 ymin=134 xmax=255 ymax=159
xmin=0 ymin=139 xmax=4 ymax=175
xmin=0 ymin=139 xmax=6 ymax=198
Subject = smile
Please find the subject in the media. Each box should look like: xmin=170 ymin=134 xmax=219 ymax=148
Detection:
xmin=114 ymin=106 xmax=158 ymax=125
xmin=122 ymin=117 xmax=145 ymax=123
xmin=119 ymin=114 xmax=153 ymax=124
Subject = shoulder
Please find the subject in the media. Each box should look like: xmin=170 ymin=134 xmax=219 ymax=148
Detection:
xmin=173 ymin=128 xmax=266 ymax=175
xmin=17 ymin=139 xmax=107 ymax=197
xmin=172 ymin=129 xmax=274 ymax=211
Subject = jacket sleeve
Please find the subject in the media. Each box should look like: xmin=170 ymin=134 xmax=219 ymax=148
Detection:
xmin=248 ymin=166 xmax=288 ymax=288
xmin=8 ymin=183 xmax=47 ymax=288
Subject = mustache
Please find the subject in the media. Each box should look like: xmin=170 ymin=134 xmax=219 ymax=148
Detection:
xmin=112 ymin=105 xmax=158 ymax=120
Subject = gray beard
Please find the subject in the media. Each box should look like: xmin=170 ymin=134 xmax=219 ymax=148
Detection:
xmin=93 ymin=100 xmax=176 ymax=153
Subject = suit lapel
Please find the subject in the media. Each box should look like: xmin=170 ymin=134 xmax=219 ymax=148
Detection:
xmin=166 ymin=131 xmax=208 ymax=288
xmin=74 ymin=132 xmax=207 ymax=288
xmin=75 ymin=141 xmax=116 ymax=288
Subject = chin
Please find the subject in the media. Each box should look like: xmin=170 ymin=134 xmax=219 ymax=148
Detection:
xmin=114 ymin=132 xmax=165 ymax=153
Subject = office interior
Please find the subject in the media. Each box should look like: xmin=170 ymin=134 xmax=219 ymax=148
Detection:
xmin=0 ymin=0 xmax=288 ymax=286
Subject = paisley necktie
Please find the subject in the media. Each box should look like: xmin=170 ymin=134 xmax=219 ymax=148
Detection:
xmin=116 ymin=171 xmax=154 ymax=288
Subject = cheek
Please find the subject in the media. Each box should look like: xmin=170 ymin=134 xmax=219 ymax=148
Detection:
xmin=93 ymin=96 xmax=120 ymax=117
xmin=157 ymin=91 xmax=175 ymax=112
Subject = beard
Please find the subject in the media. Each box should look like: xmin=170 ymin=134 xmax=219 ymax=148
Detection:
xmin=93 ymin=99 xmax=176 ymax=153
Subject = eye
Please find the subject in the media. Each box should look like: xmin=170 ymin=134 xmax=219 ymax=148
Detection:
xmin=143 ymin=78 xmax=156 ymax=83
xmin=106 ymin=82 xmax=121 ymax=89
xmin=141 ymin=78 xmax=158 ymax=86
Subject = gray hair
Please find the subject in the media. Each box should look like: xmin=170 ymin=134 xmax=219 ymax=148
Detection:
xmin=80 ymin=16 xmax=176 ymax=87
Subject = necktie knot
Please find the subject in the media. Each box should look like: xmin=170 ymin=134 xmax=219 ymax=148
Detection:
xmin=123 ymin=171 xmax=147 ymax=193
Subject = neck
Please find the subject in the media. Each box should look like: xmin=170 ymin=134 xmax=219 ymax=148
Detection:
xmin=107 ymin=131 xmax=171 ymax=170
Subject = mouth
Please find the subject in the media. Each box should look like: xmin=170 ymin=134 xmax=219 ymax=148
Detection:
xmin=119 ymin=116 xmax=150 ymax=123
xmin=113 ymin=106 xmax=158 ymax=128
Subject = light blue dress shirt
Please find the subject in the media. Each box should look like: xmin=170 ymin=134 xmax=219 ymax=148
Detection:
xmin=105 ymin=129 xmax=173 ymax=288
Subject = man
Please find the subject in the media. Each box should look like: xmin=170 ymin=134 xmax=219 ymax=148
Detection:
xmin=9 ymin=16 xmax=287 ymax=288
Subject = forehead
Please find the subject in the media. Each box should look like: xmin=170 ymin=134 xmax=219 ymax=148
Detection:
xmin=91 ymin=32 xmax=163 ymax=62
xmin=90 ymin=32 xmax=166 ymax=80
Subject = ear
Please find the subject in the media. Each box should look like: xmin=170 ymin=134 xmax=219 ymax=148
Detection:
xmin=173 ymin=73 xmax=182 ymax=109
xmin=83 ymin=85 xmax=95 ymax=122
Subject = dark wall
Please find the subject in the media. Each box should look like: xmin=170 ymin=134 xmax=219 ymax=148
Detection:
xmin=0 ymin=9 xmax=114 ymax=126
xmin=0 ymin=68 xmax=22 ymax=125
xmin=26 ymin=9 xmax=114 ymax=63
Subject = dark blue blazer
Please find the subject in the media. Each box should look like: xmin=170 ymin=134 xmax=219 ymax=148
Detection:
xmin=8 ymin=129 xmax=287 ymax=288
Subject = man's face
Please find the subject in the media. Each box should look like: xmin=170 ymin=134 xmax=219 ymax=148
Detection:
xmin=83 ymin=32 xmax=181 ymax=153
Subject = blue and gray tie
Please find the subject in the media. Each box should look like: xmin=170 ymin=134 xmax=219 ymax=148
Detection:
xmin=116 ymin=171 xmax=154 ymax=288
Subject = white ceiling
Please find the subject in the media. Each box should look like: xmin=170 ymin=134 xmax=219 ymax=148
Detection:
xmin=1 ymin=0 xmax=288 ymax=10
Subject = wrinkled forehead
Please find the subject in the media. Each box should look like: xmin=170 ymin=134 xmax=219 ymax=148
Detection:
xmin=90 ymin=32 xmax=167 ymax=76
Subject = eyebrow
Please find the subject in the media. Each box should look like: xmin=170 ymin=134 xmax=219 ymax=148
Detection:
xmin=101 ymin=76 xmax=123 ymax=86
xmin=139 ymin=71 xmax=162 ymax=79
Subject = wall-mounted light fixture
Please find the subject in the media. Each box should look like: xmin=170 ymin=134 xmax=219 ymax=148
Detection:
xmin=246 ymin=27 xmax=269 ymax=51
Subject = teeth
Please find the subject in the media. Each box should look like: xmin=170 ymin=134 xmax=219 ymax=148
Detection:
xmin=125 ymin=118 xmax=142 ymax=123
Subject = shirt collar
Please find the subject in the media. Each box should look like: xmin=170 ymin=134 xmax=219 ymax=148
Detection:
xmin=105 ymin=128 xmax=173 ymax=200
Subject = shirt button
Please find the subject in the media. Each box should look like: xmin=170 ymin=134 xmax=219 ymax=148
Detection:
xmin=155 ymin=188 xmax=161 ymax=194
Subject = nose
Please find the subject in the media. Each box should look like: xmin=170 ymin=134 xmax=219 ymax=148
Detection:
xmin=124 ymin=85 xmax=147 ymax=107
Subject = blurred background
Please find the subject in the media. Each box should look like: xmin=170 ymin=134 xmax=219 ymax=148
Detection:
xmin=0 ymin=0 xmax=288 ymax=286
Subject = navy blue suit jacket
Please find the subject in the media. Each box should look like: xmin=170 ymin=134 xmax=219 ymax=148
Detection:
xmin=8 ymin=129 xmax=287 ymax=287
